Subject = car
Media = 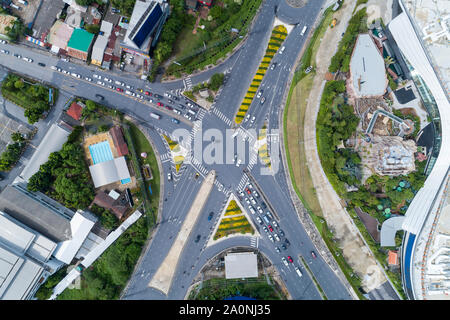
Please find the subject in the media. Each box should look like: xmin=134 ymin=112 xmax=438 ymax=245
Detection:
xmin=287 ymin=256 xmax=293 ymax=263
xmin=274 ymin=233 xmax=280 ymax=242
xmin=249 ymin=206 xmax=256 ymax=215
xmin=252 ymin=190 xmax=259 ymax=198
xmin=268 ymin=235 xmax=274 ymax=242
xmin=186 ymin=102 xmax=193 ymax=107
xmin=256 ymin=216 xmax=263 ymax=225
xmin=61 ymin=57 xmax=69 ymax=62
xmin=295 ymin=267 xmax=303 ymax=277
xmin=281 ymin=244 xmax=287 ymax=250
xmin=208 ymin=212 xmax=214 ymax=221
xmin=284 ymin=238 xmax=290 ymax=247
xmin=23 ymin=57 xmax=33 ymax=62
xmin=263 ymin=226 xmax=268 ymax=233
xmin=61 ymin=69 xmax=68 ymax=74
xmin=178 ymin=104 xmax=186 ymax=110
xmin=233 ymin=154 xmax=238 ymax=163
xmin=50 ymin=66 xmax=57 ymax=70
xmin=148 ymin=98 xmax=154 ymax=103
xmin=97 ymin=81 xmax=105 ymax=86
xmin=184 ymin=114 xmax=192 ymax=121
xmin=165 ymin=105 xmax=173 ymax=111
xmin=260 ymin=97 xmax=266 ymax=104
xmin=261 ymin=202 xmax=267 ymax=209
xmin=144 ymin=91 xmax=151 ymax=96
xmin=0 ymin=49 xmax=9 ymax=54
xmin=93 ymin=74 xmax=101 ymax=79
xmin=164 ymin=92 xmax=172 ymax=98
xmin=378 ymin=31 xmax=384 ymax=38
xmin=268 ymin=225 xmax=273 ymax=232
xmin=311 ymin=251 xmax=317 ymax=259
xmin=248 ymin=184 xmax=253 ymax=190
xmin=137 ymin=94 xmax=144 ymax=99
xmin=104 ymin=77 xmax=112 ymax=83
xmin=305 ymin=66 xmax=313 ymax=74
xmin=173 ymin=109 xmax=181 ymax=115
xmin=250 ymin=197 xmax=256 ymax=205
xmin=257 ymin=206 xmax=263 ymax=214
xmin=244 ymin=197 xmax=250 ymax=205
xmin=115 ymin=80 xmax=123 ymax=86
xmin=245 ymin=187 xmax=251 ymax=195
xmin=13 ymin=53 xmax=21 ymax=58
xmin=238 ymin=191 xmax=244 ymax=197
xmin=168 ymin=99 xmax=174 ymax=104
xmin=95 ymin=94 xmax=104 ymax=100
xmin=107 ymin=85 xmax=114 ymax=89
xmin=236 ymin=159 xmax=241 ymax=167
xmin=281 ymin=257 xmax=289 ymax=266
xmin=157 ymin=102 xmax=164 ymax=107
xmin=71 ymin=72 xmax=80 ymax=78
xmin=279 ymin=229 xmax=285 ymax=237
xmin=38 ymin=62 xmax=46 ymax=67
xmin=85 ymin=77 xmax=92 ymax=82
xmin=275 ymin=247 xmax=281 ymax=253
xmin=272 ymin=220 xmax=278 ymax=228
xmin=270 ymin=62 xmax=277 ymax=70
xmin=194 ymin=234 xmax=201 ymax=243
xmin=126 ymin=84 xmax=133 ymax=90
xmin=171 ymin=118 xmax=180 ymax=124
xmin=111 ymin=7 xmax=120 ymax=13
xmin=172 ymin=96 xmax=179 ymax=101
xmin=257 ymin=90 xmax=263 ymax=98
xmin=116 ymin=87 xmax=124 ymax=92
xmin=56 ymin=67 xmax=62 ymax=72
xmin=262 ymin=215 xmax=270 ymax=224
xmin=167 ymin=172 xmax=172 ymax=181
xmin=131 ymin=92 xmax=136 ymax=97
xmin=244 ymin=114 xmax=250 ymax=122
xmin=266 ymin=211 xmax=273 ymax=220
xmin=0 ymin=39 xmax=7 ymax=44
xmin=250 ymin=116 xmax=256 ymax=124
xmin=137 ymin=88 xmax=143 ymax=93
xmin=279 ymin=46 xmax=285 ymax=54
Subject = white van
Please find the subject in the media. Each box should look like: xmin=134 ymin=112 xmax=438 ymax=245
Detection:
xmin=301 ymin=26 xmax=308 ymax=36
xmin=279 ymin=46 xmax=285 ymax=54
xmin=295 ymin=267 xmax=303 ymax=277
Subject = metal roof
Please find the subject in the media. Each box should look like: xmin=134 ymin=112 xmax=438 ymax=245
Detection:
xmin=91 ymin=35 xmax=108 ymax=64
xmin=380 ymin=216 xmax=405 ymax=247
xmin=88 ymin=156 xmax=131 ymax=188
xmin=67 ymin=28 xmax=94 ymax=52
xmin=389 ymin=12 xmax=450 ymax=235
xmin=20 ymin=123 xmax=71 ymax=182
xmin=225 ymin=252 xmax=258 ymax=279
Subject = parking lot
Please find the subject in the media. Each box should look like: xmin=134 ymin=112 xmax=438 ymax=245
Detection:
xmin=0 ymin=111 xmax=33 ymax=153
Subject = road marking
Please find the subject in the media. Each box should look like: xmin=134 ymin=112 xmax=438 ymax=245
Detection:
xmin=237 ymin=174 xmax=249 ymax=192
xmin=212 ymin=108 xmax=232 ymax=126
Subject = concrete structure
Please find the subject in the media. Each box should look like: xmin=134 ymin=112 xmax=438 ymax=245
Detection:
xmin=380 ymin=216 xmax=405 ymax=247
xmin=67 ymin=28 xmax=94 ymax=61
xmin=121 ymin=0 xmax=169 ymax=58
xmin=19 ymin=122 xmax=72 ymax=182
xmin=224 ymin=252 xmax=258 ymax=279
xmin=47 ymin=21 xmax=74 ymax=53
xmin=350 ymin=34 xmax=388 ymax=97
xmin=389 ymin=0 xmax=450 ymax=300
xmin=88 ymin=156 xmax=131 ymax=188
xmin=91 ymin=21 xmax=113 ymax=66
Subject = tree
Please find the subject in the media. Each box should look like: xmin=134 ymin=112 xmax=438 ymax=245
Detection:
xmin=85 ymin=24 xmax=100 ymax=34
xmin=209 ymin=73 xmax=224 ymax=91
xmin=14 ymin=80 xmax=24 ymax=90
xmin=11 ymin=131 xmax=24 ymax=142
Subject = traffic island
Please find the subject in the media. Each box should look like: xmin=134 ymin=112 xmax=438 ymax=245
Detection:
xmin=148 ymin=170 xmax=216 ymax=295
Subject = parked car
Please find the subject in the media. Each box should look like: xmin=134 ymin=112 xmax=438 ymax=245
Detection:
xmin=268 ymin=225 xmax=273 ymax=232
xmin=244 ymin=197 xmax=250 ymax=205
xmin=268 ymin=235 xmax=274 ymax=242
xmin=257 ymin=90 xmax=263 ymax=98
xmin=85 ymin=77 xmax=92 ymax=82
xmin=171 ymin=118 xmax=180 ymax=124
xmin=252 ymin=190 xmax=259 ymax=198
xmin=287 ymin=256 xmax=293 ymax=263
xmin=104 ymin=77 xmax=112 ymax=83
xmin=37 ymin=62 xmax=46 ymax=67
xmin=305 ymin=66 xmax=313 ymax=74
xmin=208 ymin=212 xmax=214 ymax=221
xmin=295 ymin=266 xmax=303 ymax=277
xmin=272 ymin=220 xmax=278 ymax=228
xmin=281 ymin=257 xmax=288 ymax=266
xmin=263 ymin=226 xmax=268 ymax=233
xmin=157 ymin=102 xmax=164 ymax=107
xmin=257 ymin=206 xmax=263 ymax=214
xmin=93 ymin=74 xmax=101 ymax=79
xmin=274 ymin=233 xmax=280 ymax=242
xmin=0 ymin=49 xmax=9 ymax=54
xmin=144 ymin=91 xmax=152 ymax=96
xmin=0 ymin=39 xmax=7 ymax=44
xmin=275 ymin=247 xmax=281 ymax=253
xmin=22 ymin=57 xmax=33 ymax=62
xmin=249 ymin=206 xmax=256 ymax=215
xmin=194 ymin=234 xmax=201 ymax=243
xmin=116 ymin=87 xmax=124 ymax=92
xmin=270 ymin=62 xmax=277 ymax=70
xmin=260 ymin=97 xmax=266 ymax=104
xmin=311 ymin=251 xmax=317 ymax=259
xmin=256 ymin=216 xmax=263 ymax=225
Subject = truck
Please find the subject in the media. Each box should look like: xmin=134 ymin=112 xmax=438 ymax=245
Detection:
xmin=301 ymin=26 xmax=307 ymax=36
xmin=150 ymin=112 xmax=161 ymax=120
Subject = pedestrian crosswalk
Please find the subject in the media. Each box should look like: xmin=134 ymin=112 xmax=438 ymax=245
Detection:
xmin=247 ymin=151 xmax=258 ymax=171
xmin=237 ymin=174 xmax=249 ymax=192
xmin=236 ymin=127 xmax=256 ymax=144
xmin=250 ymin=236 xmax=258 ymax=248
xmin=184 ymin=77 xmax=192 ymax=90
xmin=160 ymin=152 xmax=171 ymax=163
xmin=197 ymin=108 xmax=206 ymax=122
xmin=189 ymin=155 xmax=209 ymax=177
xmin=212 ymin=108 xmax=232 ymax=126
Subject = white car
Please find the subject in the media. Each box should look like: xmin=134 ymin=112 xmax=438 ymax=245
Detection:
xmin=248 ymin=184 xmax=253 ymax=190
xmin=272 ymin=220 xmax=278 ymax=228
xmin=183 ymin=114 xmax=192 ymax=121
xmin=257 ymin=206 xmax=263 ymax=214
xmin=244 ymin=114 xmax=250 ymax=122
xmin=256 ymin=216 xmax=263 ymax=224
xmin=93 ymin=74 xmax=101 ymax=79
xmin=274 ymin=233 xmax=280 ymax=242
xmin=167 ymin=172 xmax=172 ymax=181
xmin=295 ymin=267 xmax=303 ymax=277
xmin=126 ymin=84 xmax=133 ymax=89
xmin=85 ymin=77 xmax=92 ymax=82
xmin=250 ymin=116 xmax=256 ymax=124
xmin=97 ymin=81 xmax=105 ymax=86
xmin=23 ymin=57 xmax=33 ymax=62
xmin=50 ymin=66 xmax=57 ymax=70
xmin=263 ymin=226 xmax=268 ymax=233
xmin=249 ymin=206 xmax=256 ymax=215
xmin=236 ymin=159 xmax=241 ymax=167
xmin=56 ymin=67 xmax=62 ymax=72
xmin=107 ymin=85 xmax=114 ymax=89
xmin=71 ymin=73 xmax=80 ymax=78
xmin=0 ymin=39 xmax=7 ymax=44
xmin=115 ymin=80 xmax=125 ymax=86
xmin=62 ymin=70 xmax=68 ymax=74
xmin=281 ymin=257 xmax=289 ymax=267
xmin=250 ymin=197 xmax=256 ymax=205
xmin=256 ymin=90 xmax=263 ymax=98
xmin=148 ymin=99 xmax=154 ymax=103
xmin=0 ymin=49 xmax=8 ymax=54
xmin=253 ymin=190 xmax=259 ymax=198
xmin=137 ymin=94 xmax=144 ymax=99
xmin=244 ymin=197 xmax=250 ymax=205
xmin=268 ymin=235 xmax=274 ymax=242
xmin=173 ymin=109 xmax=181 ymax=115
xmin=104 ymin=77 xmax=112 ymax=83
xmin=239 ymin=191 xmax=244 ymax=198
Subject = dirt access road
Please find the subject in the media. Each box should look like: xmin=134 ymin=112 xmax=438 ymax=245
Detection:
xmin=302 ymin=0 xmax=389 ymax=293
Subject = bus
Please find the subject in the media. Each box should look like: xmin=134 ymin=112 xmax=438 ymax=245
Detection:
xmin=150 ymin=112 xmax=161 ymax=120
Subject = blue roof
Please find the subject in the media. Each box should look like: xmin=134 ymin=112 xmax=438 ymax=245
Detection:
xmin=132 ymin=3 xmax=162 ymax=48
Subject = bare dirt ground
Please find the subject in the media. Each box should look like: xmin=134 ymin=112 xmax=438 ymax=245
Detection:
xmin=302 ymin=0 xmax=388 ymax=292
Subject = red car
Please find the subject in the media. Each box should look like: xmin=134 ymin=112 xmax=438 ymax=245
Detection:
xmin=144 ymin=91 xmax=152 ymax=96
xmin=311 ymin=251 xmax=317 ymax=259
xmin=245 ymin=188 xmax=251 ymax=195
xmin=116 ymin=88 xmax=123 ymax=92
xmin=268 ymin=225 xmax=273 ymax=232
xmin=157 ymin=102 xmax=164 ymax=107
xmin=287 ymin=256 xmax=293 ymax=263
xmin=165 ymin=105 xmax=173 ymax=111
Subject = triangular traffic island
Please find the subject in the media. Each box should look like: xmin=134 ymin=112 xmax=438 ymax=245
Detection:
xmin=162 ymin=135 xmax=186 ymax=173
xmin=206 ymin=194 xmax=259 ymax=247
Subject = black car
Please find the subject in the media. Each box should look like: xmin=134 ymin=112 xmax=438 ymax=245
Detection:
xmin=284 ymin=238 xmax=290 ymax=246
xmin=38 ymin=62 xmax=46 ymax=67
xmin=208 ymin=212 xmax=214 ymax=221
xmin=279 ymin=229 xmax=285 ymax=237
xmin=281 ymin=244 xmax=287 ymax=250
xmin=179 ymin=104 xmax=186 ymax=109
xmin=261 ymin=202 xmax=267 ymax=209
xmin=194 ymin=234 xmax=201 ymax=243
xmin=172 ymin=96 xmax=179 ymax=100
xmin=154 ymin=93 xmax=162 ymax=99
xmin=168 ymin=99 xmax=174 ymax=104
xmin=95 ymin=94 xmax=104 ymax=100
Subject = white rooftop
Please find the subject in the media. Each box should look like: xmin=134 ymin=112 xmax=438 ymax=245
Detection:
xmin=225 ymin=252 xmax=258 ymax=279
xmin=89 ymin=156 xmax=131 ymax=188
xmin=350 ymin=34 xmax=387 ymax=97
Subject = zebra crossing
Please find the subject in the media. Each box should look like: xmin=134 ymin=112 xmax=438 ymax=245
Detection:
xmin=183 ymin=77 xmax=192 ymax=90
xmin=160 ymin=152 xmax=171 ymax=163
xmin=212 ymin=108 xmax=232 ymax=126
xmin=237 ymin=174 xmax=249 ymax=192
xmin=236 ymin=127 xmax=256 ymax=144
xmin=247 ymin=151 xmax=258 ymax=171
xmin=250 ymin=236 xmax=258 ymax=248
xmin=189 ymin=155 xmax=209 ymax=177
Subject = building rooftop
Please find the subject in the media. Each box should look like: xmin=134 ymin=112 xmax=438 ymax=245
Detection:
xmin=66 ymin=101 xmax=83 ymax=121
xmin=350 ymin=34 xmax=388 ymax=97
xmin=67 ymin=28 xmax=94 ymax=52
xmin=89 ymin=156 xmax=131 ymax=188
xmin=109 ymin=126 xmax=129 ymax=157
xmin=224 ymin=252 xmax=258 ymax=279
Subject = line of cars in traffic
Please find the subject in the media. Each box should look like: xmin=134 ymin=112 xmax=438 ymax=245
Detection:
xmin=237 ymin=181 xmax=318 ymax=278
